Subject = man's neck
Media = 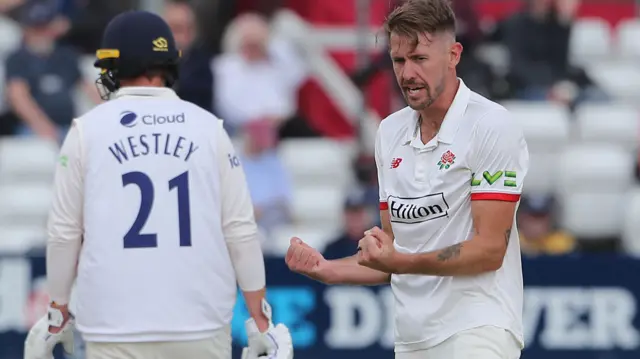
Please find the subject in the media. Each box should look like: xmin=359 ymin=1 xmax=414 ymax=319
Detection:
xmin=418 ymin=77 xmax=460 ymax=134
xmin=120 ymin=78 xmax=165 ymax=88
xmin=25 ymin=37 xmax=54 ymax=56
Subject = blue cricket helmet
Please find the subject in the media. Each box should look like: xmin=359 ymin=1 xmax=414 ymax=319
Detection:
xmin=94 ymin=10 xmax=181 ymax=98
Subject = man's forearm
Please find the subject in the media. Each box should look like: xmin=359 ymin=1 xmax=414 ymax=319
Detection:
xmin=9 ymin=87 xmax=54 ymax=130
xmin=323 ymin=255 xmax=391 ymax=285
xmin=226 ymin=237 xmax=270 ymax=332
xmin=47 ymin=237 xmax=81 ymax=305
xmin=395 ymin=235 xmax=507 ymax=277
xmin=242 ymin=288 xmax=270 ymax=332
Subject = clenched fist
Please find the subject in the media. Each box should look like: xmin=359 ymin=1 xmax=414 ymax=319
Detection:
xmin=357 ymin=227 xmax=400 ymax=273
xmin=285 ymin=237 xmax=329 ymax=282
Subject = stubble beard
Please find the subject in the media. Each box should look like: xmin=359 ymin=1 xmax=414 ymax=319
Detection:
xmin=405 ymin=80 xmax=445 ymax=111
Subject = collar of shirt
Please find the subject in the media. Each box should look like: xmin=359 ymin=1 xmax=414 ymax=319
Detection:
xmin=406 ymin=78 xmax=471 ymax=150
xmin=113 ymin=87 xmax=179 ymax=99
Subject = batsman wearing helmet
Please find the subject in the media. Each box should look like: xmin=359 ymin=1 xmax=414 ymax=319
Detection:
xmin=24 ymin=10 xmax=293 ymax=359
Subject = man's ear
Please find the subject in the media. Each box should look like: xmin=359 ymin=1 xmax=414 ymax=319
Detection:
xmin=450 ymin=42 xmax=463 ymax=69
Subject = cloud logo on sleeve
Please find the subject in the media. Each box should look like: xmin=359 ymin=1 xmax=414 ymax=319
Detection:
xmin=120 ymin=111 xmax=138 ymax=127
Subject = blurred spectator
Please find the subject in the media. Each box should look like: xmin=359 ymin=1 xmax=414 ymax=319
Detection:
xmin=323 ymin=188 xmax=374 ymax=259
xmin=353 ymin=153 xmax=382 ymax=220
xmin=212 ymin=12 xmax=306 ymax=136
xmin=451 ymin=0 xmax=498 ymax=99
xmin=191 ymin=0 xmax=236 ymax=55
xmin=5 ymin=0 xmax=99 ymax=142
xmin=238 ymin=119 xmax=293 ymax=246
xmin=0 ymin=0 xmax=24 ymax=14
xmin=517 ymin=194 xmax=576 ymax=256
xmin=164 ymin=0 xmax=195 ymax=52
xmin=58 ymin=0 xmax=138 ymax=55
xmin=503 ymin=0 xmax=607 ymax=108
xmin=164 ymin=0 xmax=214 ymax=112
xmin=0 ymin=1 xmax=23 ymax=136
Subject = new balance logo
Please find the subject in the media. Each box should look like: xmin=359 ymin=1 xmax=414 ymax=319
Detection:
xmin=390 ymin=158 xmax=402 ymax=169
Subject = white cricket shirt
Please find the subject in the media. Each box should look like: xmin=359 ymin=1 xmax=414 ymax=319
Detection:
xmin=47 ymin=87 xmax=259 ymax=342
xmin=375 ymin=80 xmax=529 ymax=352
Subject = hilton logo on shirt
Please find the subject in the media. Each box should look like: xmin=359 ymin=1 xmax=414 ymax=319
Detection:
xmin=387 ymin=193 xmax=449 ymax=224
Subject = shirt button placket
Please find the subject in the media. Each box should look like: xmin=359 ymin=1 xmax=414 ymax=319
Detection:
xmin=414 ymin=149 xmax=429 ymax=182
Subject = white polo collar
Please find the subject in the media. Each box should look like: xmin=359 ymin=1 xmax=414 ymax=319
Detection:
xmin=405 ymin=79 xmax=471 ymax=149
xmin=113 ymin=87 xmax=179 ymax=99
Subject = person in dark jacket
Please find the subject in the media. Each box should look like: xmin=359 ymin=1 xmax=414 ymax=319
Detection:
xmin=323 ymin=188 xmax=375 ymax=260
xmin=164 ymin=0 xmax=214 ymax=112
xmin=503 ymin=0 xmax=606 ymax=107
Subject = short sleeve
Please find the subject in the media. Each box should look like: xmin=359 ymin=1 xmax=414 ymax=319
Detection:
xmin=64 ymin=47 xmax=83 ymax=85
xmin=375 ymin=126 xmax=389 ymax=210
xmin=5 ymin=51 xmax=30 ymax=81
xmin=469 ymin=109 xmax=529 ymax=202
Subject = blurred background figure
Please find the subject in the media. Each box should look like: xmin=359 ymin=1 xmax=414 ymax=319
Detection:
xmin=163 ymin=0 xmax=195 ymax=52
xmin=190 ymin=0 xmax=236 ymax=55
xmin=352 ymin=152 xmax=382 ymax=219
xmin=517 ymin=194 xmax=576 ymax=256
xmin=2 ymin=0 xmax=640 ymax=358
xmin=4 ymin=0 xmax=99 ymax=143
xmin=212 ymin=12 xmax=307 ymax=137
xmin=238 ymin=118 xmax=293 ymax=252
xmin=323 ymin=188 xmax=374 ymax=260
xmin=163 ymin=0 xmax=214 ymax=112
xmin=57 ymin=0 xmax=138 ymax=55
xmin=503 ymin=0 xmax=607 ymax=108
xmin=0 ymin=0 xmax=23 ymax=14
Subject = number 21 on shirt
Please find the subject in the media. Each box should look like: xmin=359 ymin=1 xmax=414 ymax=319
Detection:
xmin=121 ymin=171 xmax=192 ymax=249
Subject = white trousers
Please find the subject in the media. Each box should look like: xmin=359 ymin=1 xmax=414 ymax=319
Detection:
xmin=396 ymin=326 xmax=521 ymax=359
xmin=85 ymin=326 xmax=231 ymax=359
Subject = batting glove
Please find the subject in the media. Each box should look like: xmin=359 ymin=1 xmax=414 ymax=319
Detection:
xmin=241 ymin=299 xmax=294 ymax=359
xmin=24 ymin=306 xmax=75 ymax=359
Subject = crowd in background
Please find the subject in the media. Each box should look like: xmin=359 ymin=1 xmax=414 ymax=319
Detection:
xmin=0 ymin=0 xmax=634 ymax=260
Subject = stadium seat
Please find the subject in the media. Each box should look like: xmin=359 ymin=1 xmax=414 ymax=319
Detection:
xmin=621 ymin=187 xmax=640 ymax=256
xmin=586 ymin=61 xmax=640 ymax=102
xmin=558 ymin=144 xmax=634 ymax=192
xmin=560 ymin=192 xmax=625 ymax=239
xmin=616 ymin=19 xmax=640 ymax=59
xmin=279 ymin=138 xmax=357 ymax=188
xmin=0 ymin=184 xmax=52 ymax=228
xmin=0 ymin=226 xmax=46 ymax=253
xmin=0 ymin=15 xmax=21 ymax=57
xmin=523 ymin=152 xmax=557 ymax=195
xmin=290 ymin=185 xmax=344 ymax=229
xmin=269 ymin=224 xmax=338 ymax=255
xmin=0 ymin=138 xmax=59 ymax=185
xmin=500 ymin=101 xmax=571 ymax=150
xmin=569 ymin=18 xmax=612 ymax=66
xmin=475 ymin=44 xmax=510 ymax=75
xmin=575 ymin=103 xmax=639 ymax=150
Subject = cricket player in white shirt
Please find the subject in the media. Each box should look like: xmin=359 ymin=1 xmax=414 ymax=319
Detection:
xmin=286 ymin=0 xmax=529 ymax=358
xmin=23 ymin=10 xmax=293 ymax=359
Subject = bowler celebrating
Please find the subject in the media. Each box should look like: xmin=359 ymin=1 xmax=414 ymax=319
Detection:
xmin=286 ymin=0 xmax=529 ymax=358
xmin=24 ymin=11 xmax=293 ymax=359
